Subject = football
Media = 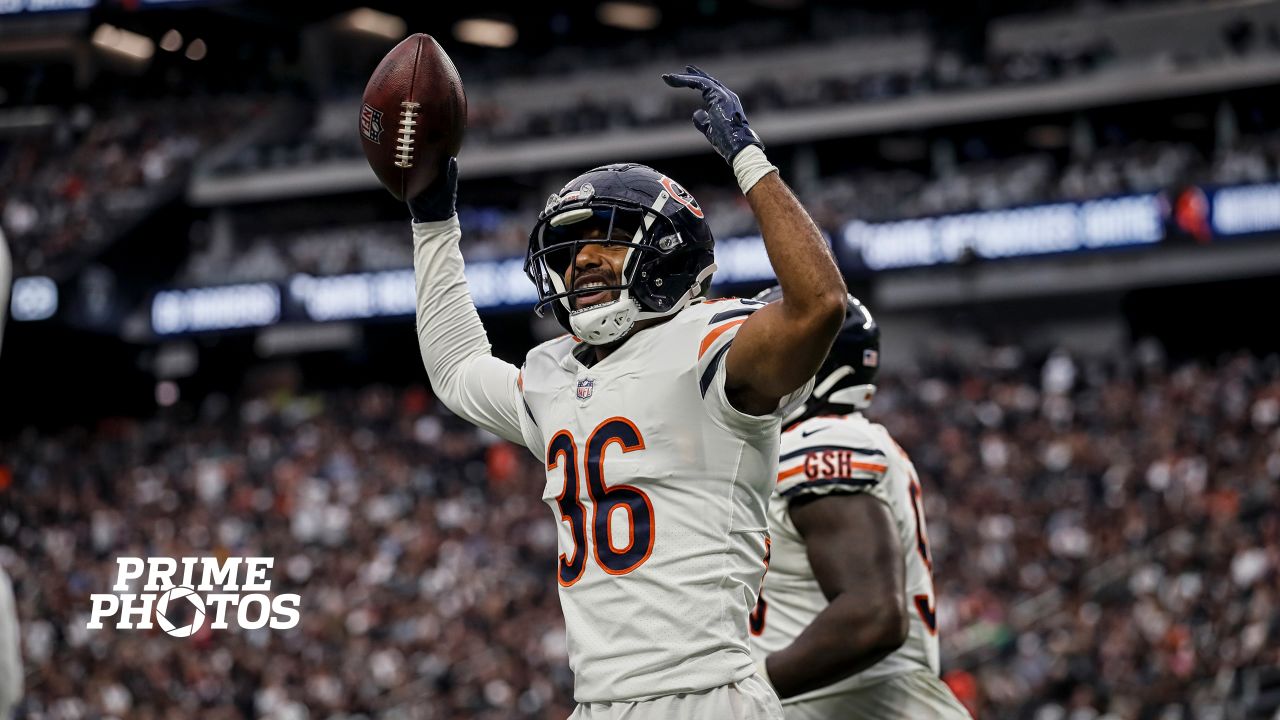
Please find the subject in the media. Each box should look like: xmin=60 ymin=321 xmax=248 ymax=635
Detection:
xmin=360 ymin=33 xmax=466 ymax=201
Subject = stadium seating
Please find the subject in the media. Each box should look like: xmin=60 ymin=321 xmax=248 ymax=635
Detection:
xmin=0 ymin=97 xmax=266 ymax=278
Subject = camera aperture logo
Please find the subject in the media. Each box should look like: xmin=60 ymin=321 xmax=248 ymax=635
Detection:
xmin=87 ymin=557 xmax=301 ymax=637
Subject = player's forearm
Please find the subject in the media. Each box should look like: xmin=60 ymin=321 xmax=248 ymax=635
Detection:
xmin=737 ymin=158 xmax=844 ymax=386
xmin=412 ymin=218 xmax=526 ymax=444
xmin=413 ymin=216 xmax=492 ymax=382
xmin=741 ymin=161 xmax=846 ymax=328
xmin=766 ymin=594 xmax=908 ymax=698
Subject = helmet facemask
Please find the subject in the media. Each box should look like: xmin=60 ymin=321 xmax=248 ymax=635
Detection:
xmin=527 ymin=197 xmax=713 ymax=345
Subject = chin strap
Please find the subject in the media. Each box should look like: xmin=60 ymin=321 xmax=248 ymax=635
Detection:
xmin=572 ymin=262 xmax=718 ymax=346
xmin=569 ymin=296 xmax=639 ymax=345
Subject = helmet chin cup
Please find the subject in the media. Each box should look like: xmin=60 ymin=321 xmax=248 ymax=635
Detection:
xmin=570 ymin=295 xmax=639 ymax=345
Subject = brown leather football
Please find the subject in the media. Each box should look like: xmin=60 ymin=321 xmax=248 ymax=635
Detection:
xmin=360 ymin=33 xmax=466 ymax=201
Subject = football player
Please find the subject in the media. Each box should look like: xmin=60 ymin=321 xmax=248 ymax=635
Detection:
xmin=749 ymin=288 xmax=970 ymax=719
xmin=408 ymin=67 xmax=846 ymax=719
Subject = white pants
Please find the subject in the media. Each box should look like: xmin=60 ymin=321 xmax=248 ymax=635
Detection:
xmin=783 ymin=671 xmax=970 ymax=720
xmin=570 ymin=674 xmax=782 ymax=720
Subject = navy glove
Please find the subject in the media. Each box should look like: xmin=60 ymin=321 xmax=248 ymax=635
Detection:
xmin=408 ymin=156 xmax=458 ymax=223
xmin=662 ymin=65 xmax=763 ymax=164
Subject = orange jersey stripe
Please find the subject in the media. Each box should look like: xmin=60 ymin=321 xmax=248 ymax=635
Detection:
xmin=777 ymin=460 xmax=886 ymax=483
xmin=777 ymin=465 xmax=806 ymax=482
xmin=851 ymin=461 xmax=888 ymax=473
xmin=698 ymin=318 xmax=747 ymax=359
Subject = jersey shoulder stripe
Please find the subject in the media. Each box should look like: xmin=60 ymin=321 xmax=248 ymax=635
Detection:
xmin=779 ymin=444 xmax=886 ymax=462
xmin=707 ymin=306 xmax=759 ymax=324
xmin=690 ymin=298 xmax=762 ymax=395
xmin=776 ymin=416 xmax=892 ymax=501
xmin=684 ymin=297 xmax=809 ymax=432
xmin=699 ymin=319 xmax=747 ymax=359
xmin=779 ymin=476 xmax=879 ymax=499
xmin=699 ymin=341 xmax=734 ymax=397
xmin=696 ymin=299 xmax=763 ymax=357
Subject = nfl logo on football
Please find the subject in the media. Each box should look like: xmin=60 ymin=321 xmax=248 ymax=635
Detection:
xmin=360 ymin=103 xmax=384 ymax=144
xmin=576 ymin=378 xmax=594 ymax=400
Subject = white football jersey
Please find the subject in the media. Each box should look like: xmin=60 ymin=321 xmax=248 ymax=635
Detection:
xmin=516 ymin=298 xmax=811 ymax=703
xmin=750 ymin=411 xmax=940 ymax=703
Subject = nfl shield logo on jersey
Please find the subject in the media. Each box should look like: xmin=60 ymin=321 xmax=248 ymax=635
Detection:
xmin=576 ymin=378 xmax=595 ymax=400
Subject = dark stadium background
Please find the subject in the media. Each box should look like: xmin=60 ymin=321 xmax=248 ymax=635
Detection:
xmin=3 ymin=0 xmax=1280 ymax=718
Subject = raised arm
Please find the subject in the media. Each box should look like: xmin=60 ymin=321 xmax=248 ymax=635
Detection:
xmin=410 ymin=158 xmax=529 ymax=446
xmin=663 ymin=67 xmax=846 ymax=415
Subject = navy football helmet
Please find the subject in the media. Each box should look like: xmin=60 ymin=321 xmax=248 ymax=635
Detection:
xmin=525 ymin=163 xmax=716 ymax=344
xmin=753 ymin=286 xmax=880 ymax=422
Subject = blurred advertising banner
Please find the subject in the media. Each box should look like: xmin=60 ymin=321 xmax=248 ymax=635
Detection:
xmin=841 ymin=194 xmax=1165 ymax=272
xmin=128 ymin=182 xmax=1280 ymax=336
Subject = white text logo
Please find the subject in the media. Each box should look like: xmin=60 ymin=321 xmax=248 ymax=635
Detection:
xmin=87 ymin=557 xmax=301 ymax=637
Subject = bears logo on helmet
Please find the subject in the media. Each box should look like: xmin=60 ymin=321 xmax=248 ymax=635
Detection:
xmin=661 ymin=176 xmax=704 ymax=218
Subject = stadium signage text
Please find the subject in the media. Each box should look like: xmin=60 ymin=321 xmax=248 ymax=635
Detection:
xmin=1210 ymin=183 xmax=1280 ymax=236
xmin=843 ymin=194 xmax=1163 ymax=271
xmin=86 ymin=556 xmax=301 ymax=637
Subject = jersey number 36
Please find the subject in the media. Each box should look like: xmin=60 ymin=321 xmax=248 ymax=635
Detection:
xmin=547 ymin=417 xmax=656 ymax=586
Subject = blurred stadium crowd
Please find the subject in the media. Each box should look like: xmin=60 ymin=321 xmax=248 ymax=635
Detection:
xmin=0 ymin=97 xmax=266 ymax=279
xmin=3 ymin=343 xmax=1277 ymax=719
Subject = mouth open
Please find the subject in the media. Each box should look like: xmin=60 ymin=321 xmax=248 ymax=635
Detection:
xmin=573 ymin=275 xmax=617 ymax=309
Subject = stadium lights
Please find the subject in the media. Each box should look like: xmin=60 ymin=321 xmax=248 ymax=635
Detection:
xmin=91 ymin=24 xmax=155 ymax=62
xmin=341 ymin=8 xmax=407 ymax=40
xmin=453 ymin=18 xmax=517 ymax=48
xmin=185 ymin=38 xmax=207 ymax=61
xmin=597 ymin=2 xmax=661 ymax=31
xmin=159 ymin=29 xmax=183 ymax=53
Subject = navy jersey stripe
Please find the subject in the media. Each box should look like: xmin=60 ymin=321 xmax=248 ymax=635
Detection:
xmin=780 ymin=477 xmax=878 ymax=498
xmin=778 ymin=445 xmax=886 ymax=462
xmin=699 ymin=340 xmax=733 ymax=397
xmin=523 ymin=398 xmax=538 ymax=427
xmin=708 ymin=307 xmax=758 ymax=324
